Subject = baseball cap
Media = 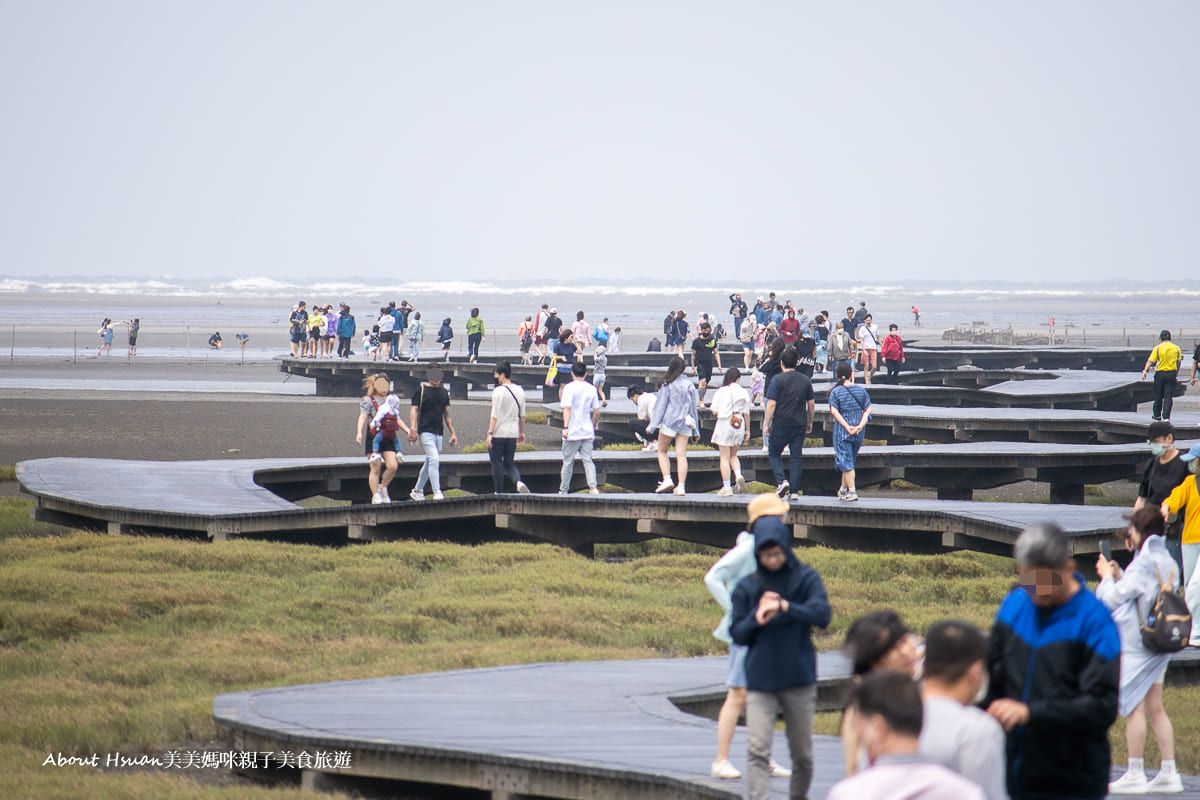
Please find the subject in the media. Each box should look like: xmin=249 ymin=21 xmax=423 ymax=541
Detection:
xmin=1181 ymin=444 xmax=1200 ymax=463
xmin=1148 ymin=420 xmax=1175 ymax=441
xmin=747 ymin=494 xmax=789 ymax=525
xmin=550 ymin=308 xmax=558 ymax=314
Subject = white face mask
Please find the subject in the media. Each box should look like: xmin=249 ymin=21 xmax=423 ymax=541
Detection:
xmin=972 ymin=672 xmax=990 ymax=706
xmin=1150 ymin=442 xmax=1168 ymax=457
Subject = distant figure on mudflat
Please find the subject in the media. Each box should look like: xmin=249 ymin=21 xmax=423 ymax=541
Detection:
xmin=208 ymin=331 xmax=222 ymax=349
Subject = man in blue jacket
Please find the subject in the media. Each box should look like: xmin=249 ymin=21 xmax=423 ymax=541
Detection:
xmin=731 ymin=517 xmax=831 ymax=800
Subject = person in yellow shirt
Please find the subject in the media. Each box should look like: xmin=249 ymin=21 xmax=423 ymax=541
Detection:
xmin=1161 ymin=443 xmax=1200 ymax=645
xmin=1142 ymin=330 xmax=1181 ymax=422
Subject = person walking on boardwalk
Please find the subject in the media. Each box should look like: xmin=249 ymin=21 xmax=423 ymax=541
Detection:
xmin=487 ymin=361 xmax=530 ymax=494
xmin=405 ymin=311 xmax=425 ymax=361
xmin=690 ymin=321 xmax=721 ymax=402
xmin=670 ymin=310 xmax=690 ymax=358
xmin=376 ymin=307 xmax=396 ymax=363
xmin=1160 ymin=442 xmax=1200 ymax=646
xmin=646 ymin=356 xmax=700 ymax=496
xmin=436 ymin=317 xmax=454 ymax=361
xmin=828 ymin=362 xmax=871 ymax=502
xmin=336 ymin=306 xmax=356 ymax=359
xmin=1136 ymin=420 xmax=1188 ymax=577
xmin=408 ymin=365 xmax=457 ymax=501
xmin=1097 ymin=507 xmax=1184 ymax=795
xmin=729 ymin=292 xmax=748 ymax=339
xmin=881 ymin=324 xmax=905 ymax=384
xmin=705 ymin=494 xmax=795 ymax=781
xmin=709 ymin=368 xmax=750 ymax=496
xmin=465 ymin=307 xmax=485 ymax=363
xmin=532 ymin=304 xmax=552 ymax=364
xmin=730 ymin=516 xmax=831 ymax=800
xmin=558 ymin=360 xmax=602 ymax=494
xmin=763 ymin=348 xmax=815 ymax=500
xmin=357 ymin=374 xmax=408 ymax=504
xmin=517 ymin=315 xmax=535 ymax=365
xmin=984 ymin=523 xmax=1120 ymax=800
xmin=827 ymin=672 xmax=985 ymax=800
xmin=571 ymin=311 xmax=591 ymax=353
xmin=1142 ymin=329 xmax=1181 ymax=421
xmin=827 ymin=320 xmax=854 ymax=374
xmin=855 ymin=313 xmax=881 ymax=385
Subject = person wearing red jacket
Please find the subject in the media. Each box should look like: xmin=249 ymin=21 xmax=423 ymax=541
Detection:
xmin=779 ymin=308 xmax=801 ymax=345
xmin=881 ymin=324 xmax=906 ymax=384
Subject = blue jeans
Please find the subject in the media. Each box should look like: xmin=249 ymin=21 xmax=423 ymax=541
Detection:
xmin=389 ymin=334 xmax=400 ymax=360
xmin=414 ymin=432 xmax=443 ymax=494
xmin=489 ymin=438 xmax=522 ymax=492
xmin=768 ymin=424 xmax=806 ymax=489
xmin=407 ymin=336 xmax=420 ymax=359
xmin=560 ymin=438 xmax=597 ymax=493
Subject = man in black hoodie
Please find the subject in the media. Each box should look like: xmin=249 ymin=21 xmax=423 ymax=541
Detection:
xmin=731 ymin=517 xmax=831 ymax=800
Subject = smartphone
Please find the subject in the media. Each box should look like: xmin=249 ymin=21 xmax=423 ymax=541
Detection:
xmin=1100 ymin=540 xmax=1112 ymax=562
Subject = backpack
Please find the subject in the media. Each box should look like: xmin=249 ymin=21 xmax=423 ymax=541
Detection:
xmin=1139 ymin=565 xmax=1191 ymax=654
xmin=714 ymin=323 xmax=727 ymax=342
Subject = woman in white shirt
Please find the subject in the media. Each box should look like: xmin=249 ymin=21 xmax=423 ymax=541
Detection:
xmin=709 ymin=368 xmax=751 ymax=496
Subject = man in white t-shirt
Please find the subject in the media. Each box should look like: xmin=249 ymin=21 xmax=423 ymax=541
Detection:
xmin=487 ymin=361 xmax=530 ymax=494
xmin=626 ymin=385 xmax=658 ymax=451
xmin=560 ymin=361 xmax=603 ymax=494
xmin=855 ymin=313 xmax=881 ymax=384
xmin=919 ymin=621 xmax=1009 ymax=800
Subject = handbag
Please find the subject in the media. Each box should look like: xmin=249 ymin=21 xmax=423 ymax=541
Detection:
xmin=544 ymin=363 xmax=559 ymax=386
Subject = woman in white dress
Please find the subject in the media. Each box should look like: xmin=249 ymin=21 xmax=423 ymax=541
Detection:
xmin=709 ymin=368 xmax=750 ymax=496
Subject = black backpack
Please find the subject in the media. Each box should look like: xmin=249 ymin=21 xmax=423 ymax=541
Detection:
xmin=1139 ymin=565 xmax=1191 ymax=654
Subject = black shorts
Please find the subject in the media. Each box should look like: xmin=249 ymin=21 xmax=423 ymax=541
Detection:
xmin=365 ymin=433 xmax=399 ymax=456
xmin=696 ymin=362 xmax=713 ymax=382
xmin=128 ymin=336 xmax=138 ymax=346
xmin=379 ymin=331 xmax=394 ymax=344
xmin=291 ymin=327 xmax=307 ymax=343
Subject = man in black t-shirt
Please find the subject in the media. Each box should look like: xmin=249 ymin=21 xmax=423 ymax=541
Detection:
xmin=793 ymin=333 xmax=817 ymax=378
xmin=407 ymin=366 xmax=458 ymax=502
xmin=763 ymin=348 xmax=815 ymax=499
xmin=1136 ymin=420 xmax=1188 ymax=574
xmin=691 ymin=322 xmax=722 ymax=401
xmin=543 ymin=309 xmax=563 ymax=342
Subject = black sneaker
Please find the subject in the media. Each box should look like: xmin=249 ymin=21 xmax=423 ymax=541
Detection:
xmin=775 ymin=480 xmax=790 ymax=498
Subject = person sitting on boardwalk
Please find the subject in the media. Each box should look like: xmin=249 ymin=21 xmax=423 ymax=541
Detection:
xmin=763 ymin=347 xmax=815 ymax=500
xmin=646 ymin=356 xmax=700 ymax=496
xmin=1097 ymin=507 xmax=1184 ymax=794
xmin=730 ymin=516 xmax=831 ymax=800
xmin=918 ymin=621 xmax=1007 ymax=800
xmin=626 ymin=384 xmax=658 ymax=451
xmin=704 ymin=493 xmax=794 ymax=781
xmin=985 ymin=523 xmax=1120 ymax=800
xmin=826 ymin=672 xmax=985 ymax=800
xmin=408 ymin=366 xmax=457 ymax=501
xmin=558 ymin=360 xmax=602 ymax=495
xmin=828 ymin=362 xmax=871 ymax=502
xmin=1142 ymin=330 xmax=1181 ymax=422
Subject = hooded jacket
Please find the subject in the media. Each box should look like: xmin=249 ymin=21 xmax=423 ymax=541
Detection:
xmin=437 ymin=319 xmax=453 ymax=345
xmin=704 ymin=531 xmax=756 ymax=645
xmin=730 ymin=518 xmax=831 ymax=691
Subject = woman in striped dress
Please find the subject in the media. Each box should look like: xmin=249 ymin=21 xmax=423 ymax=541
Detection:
xmin=828 ymin=361 xmax=871 ymax=502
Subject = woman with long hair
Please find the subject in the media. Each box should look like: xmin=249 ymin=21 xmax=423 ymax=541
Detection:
xmin=645 ymin=356 xmax=700 ymax=495
xmin=709 ymin=368 xmax=750 ymax=495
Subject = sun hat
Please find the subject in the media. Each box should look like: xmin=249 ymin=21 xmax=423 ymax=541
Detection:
xmin=747 ymin=494 xmax=789 ymax=525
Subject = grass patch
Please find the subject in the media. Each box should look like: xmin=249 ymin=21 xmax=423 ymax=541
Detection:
xmin=295 ymin=496 xmax=350 ymax=509
xmin=1 ymin=533 xmax=1196 ymax=795
xmin=889 ymin=479 xmax=929 ymax=491
xmin=526 ymin=411 xmax=548 ymax=425
xmin=0 ymin=496 xmax=70 ymax=540
xmin=460 ymin=441 xmax=537 ymax=455
xmin=0 ymin=465 xmax=16 ymax=482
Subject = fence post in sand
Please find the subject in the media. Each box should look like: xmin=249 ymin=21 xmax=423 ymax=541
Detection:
xmin=9 ymin=324 xmax=13 ymax=363
xmin=187 ymin=326 xmax=191 ymax=364
xmin=73 ymin=330 xmax=77 ymax=364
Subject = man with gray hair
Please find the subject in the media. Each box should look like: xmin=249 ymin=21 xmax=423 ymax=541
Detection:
xmin=984 ymin=523 xmax=1120 ymax=800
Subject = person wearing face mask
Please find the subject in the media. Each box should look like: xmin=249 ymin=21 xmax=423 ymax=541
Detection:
xmin=729 ymin=517 xmax=831 ymax=800
xmin=825 ymin=671 xmax=985 ymax=800
xmin=918 ymin=621 xmax=1008 ymax=800
xmin=984 ymin=523 xmax=1120 ymax=800
xmin=1135 ymin=420 xmax=1188 ymax=576
xmin=1097 ymin=507 xmax=1183 ymax=794
xmin=1161 ymin=443 xmax=1200 ymax=646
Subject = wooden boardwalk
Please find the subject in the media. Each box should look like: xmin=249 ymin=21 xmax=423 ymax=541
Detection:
xmin=19 ymin=456 xmax=1137 ymax=557
xmin=213 ymin=655 xmax=1200 ymax=799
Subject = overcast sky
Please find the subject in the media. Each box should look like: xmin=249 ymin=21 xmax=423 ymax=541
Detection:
xmin=2 ymin=1 xmax=1198 ymax=284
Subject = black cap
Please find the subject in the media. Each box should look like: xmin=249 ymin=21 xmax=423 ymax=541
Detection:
xmin=1148 ymin=420 xmax=1175 ymax=441
xmin=1161 ymin=329 xmax=1172 ymax=341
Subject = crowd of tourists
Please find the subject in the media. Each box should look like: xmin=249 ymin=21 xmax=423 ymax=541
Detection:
xmin=704 ymin=498 xmax=1188 ymax=799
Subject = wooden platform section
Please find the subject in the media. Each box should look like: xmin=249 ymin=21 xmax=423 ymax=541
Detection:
xmin=212 ymin=655 xmax=1200 ymax=800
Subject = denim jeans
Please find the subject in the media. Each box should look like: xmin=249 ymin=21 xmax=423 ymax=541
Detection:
xmin=337 ymin=336 xmax=353 ymax=358
xmin=768 ymin=424 xmax=806 ymax=489
xmin=560 ymin=438 xmax=597 ymax=493
xmin=489 ymin=437 xmax=521 ymax=492
xmin=407 ymin=337 xmax=420 ymax=359
xmin=414 ymin=432 xmax=443 ymax=494
xmin=389 ymin=334 xmax=400 ymax=360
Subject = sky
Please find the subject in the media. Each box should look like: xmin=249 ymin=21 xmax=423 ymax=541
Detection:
xmin=1 ymin=1 xmax=1198 ymax=285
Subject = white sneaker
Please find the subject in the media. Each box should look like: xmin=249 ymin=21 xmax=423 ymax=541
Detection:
xmin=381 ymin=486 xmax=391 ymax=503
xmin=710 ymin=759 xmax=741 ymax=780
xmin=588 ymin=487 xmax=600 ymax=495
xmin=409 ymin=488 xmax=425 ymax=502
xmin=371 ymin=491 xmax=383 ymax=504
xmin=367 ymin=452 xmax=383 ymax=464
xmin=432 ymin=491 xmax=445 ymax=501
xmin=837 ymin=487 xmax=848 ymax=500
xmin=642 ymin=441 xmax=659 ymax=452
xmin=516 ymin=481 xmax=531 ymax=494
xmin=775 ymin=480 xmax=790 ymax=498
xmin=1109 ymin=770 xmax=1149 ymax=794
xmin=761 ymin=444 xmax=769 ymax=454
xmin=769 ymin=760 xmax=792 ymax=779
xmin=673 ymin=484 xmax=686 ymax=496
xmin=1146 ymin=770 xmax=1183 ymax=794
xmin=717 ymin=486 xmax=734 ymax=497
xmin=788 ymin=493 xmax=801 ymax=501
xmin=655 ymin=477 xmax=675 ymax=493
xmin=734 ymin=475 xmax=747 ymax=494
xmin=843 ymin=490 xmax=859 ymax=502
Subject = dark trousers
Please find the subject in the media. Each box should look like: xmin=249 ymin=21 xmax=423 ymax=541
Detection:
xmin=468 ymin=332 xmax=483 ymax=359
xmin=885 ymin=358 xmax=902 ymax=383
xmin=1154 ymin=370 xmax=1177 ymax=420
xmin=337 ymin=336 xmax=352 ymax=358
xmin=630 ymin=420 xmax=650 ymax=444
xmin=489 ymin=437 xmax=521 ymax=492
xmin=768 ymin=424 xmax=806 ymax=489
